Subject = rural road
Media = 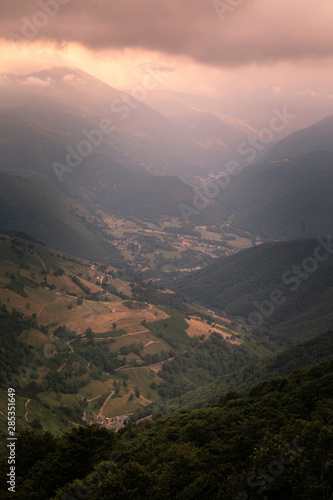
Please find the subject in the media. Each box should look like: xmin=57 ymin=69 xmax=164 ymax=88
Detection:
xmin=25 ymin=399 xmax=31 ymax=422
xmin=34 ymin=253 xmax=47 ymax=271
xmin=97 ymin=390 xmax=115 ymax=418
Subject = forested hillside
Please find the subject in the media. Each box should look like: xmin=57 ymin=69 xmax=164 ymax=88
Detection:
xmin=215 ymin=151 xmax=333 ymax=240
xmin=174 ymin=238 xmax=333 ymax=346
xmin=1 ymin=360 xmax=331 ymax=499
xmin=148 ymin=329 xmax=333 ymax=415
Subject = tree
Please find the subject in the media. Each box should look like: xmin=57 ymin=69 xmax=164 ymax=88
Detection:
xmin=19 ymin=425 xmax=116 ymax=499
xmin=54 ymin=268 xmax=64 ymax=276
xmin=30 ymin=418 xmax=43 ymax=430
xmin=85 ymin=328 xmax=94 ymax=341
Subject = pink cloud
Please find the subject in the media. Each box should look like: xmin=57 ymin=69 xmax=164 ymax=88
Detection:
xmin=1 ymin=0 xmax=333 ymax=67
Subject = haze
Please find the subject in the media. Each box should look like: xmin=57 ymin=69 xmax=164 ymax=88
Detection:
xmin=1 ymin=0 xmax=333 ymax=131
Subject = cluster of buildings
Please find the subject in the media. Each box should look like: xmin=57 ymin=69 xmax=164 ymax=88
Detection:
xmin=96 ymin=414 xmax=130 ymax=432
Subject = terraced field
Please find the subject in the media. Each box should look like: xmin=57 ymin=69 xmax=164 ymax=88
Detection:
xmin=0 ymin=234 xmax=246 ymax=434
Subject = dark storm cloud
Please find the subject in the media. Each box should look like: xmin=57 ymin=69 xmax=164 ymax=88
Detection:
xmin=2 ymin=0 xmax=333 ymax=67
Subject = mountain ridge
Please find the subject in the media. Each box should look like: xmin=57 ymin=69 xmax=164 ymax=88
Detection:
xmin=0 ymin=66 xmax=250 ymax=183
xmin=266 ymin=114 xmax=333 ymax=160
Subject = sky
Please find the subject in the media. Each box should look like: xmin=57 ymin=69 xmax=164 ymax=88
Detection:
xmin=1 ymin=0 xmax=333 ymax=129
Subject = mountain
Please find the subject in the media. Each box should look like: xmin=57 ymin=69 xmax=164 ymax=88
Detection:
xmin=146 ymin=95 xmax=256 ymax=170
xmin=214 ymin=150 xmax=333 ymax=239
xmin=0 ymin=67 xmax=224 ymax=224
xmin=61 ymin=154 xmax=223 ymax=222
xmin=0 ymin=172 xmax=123 ymax=264
xmin=266 ymin=115 xmax=333 ymax=160
xmin=0 ymin=66 xmax=248 ymax=184
xmin=173 ymin=237 xmax=333 ymax=346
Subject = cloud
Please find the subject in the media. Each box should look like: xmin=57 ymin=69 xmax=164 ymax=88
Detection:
xmin=138 ymin=63 xmax=175 ymax=74
xmin=62 ymin=73 xmax=82 ymax=84
xmin=1 ymin=0 xmax=333 ymax=68
xmin=20 ymin=76 xmax=52 ymax=86
xmin=0 ymin=74 xmax=11 ymax=84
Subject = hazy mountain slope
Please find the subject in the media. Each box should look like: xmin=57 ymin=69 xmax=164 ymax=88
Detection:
xmin=0 ymin=68 xmax=224 ymax=223
xmin=235 ymin=175 xmax=333 ymax=239
xmin=147 ymin=96 xmax=256 ymax=170
xmin=58 ymin=152 xmax=224 ymax=223
xmin=173 ymin=238 xmax=333 ymax=345
xmin=266 ymin=115 xmax=333 ymax=160
xmin=215 ymin=151 xmax=333 ymax=239
xmin=0 ymin=172 xmax=122 ymax=263
xmin=0 ymin=67 xmax=247 ymax=182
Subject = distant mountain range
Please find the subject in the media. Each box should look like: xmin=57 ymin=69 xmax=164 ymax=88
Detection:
xmin=0 ymin=66 xmax=251 ymax=185
xmin=0 ymin=67 xmax=232 ymax=252
xmin=1 ymin=66 xmax=333 ymax=254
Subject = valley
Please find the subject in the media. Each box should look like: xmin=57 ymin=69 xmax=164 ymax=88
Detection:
xmin=1 ymin=71 xmax=333 ymax=440
xmin=0 ymin=233 xmax=260 ymax=436
xmin=1 ymin=70 xmax=333 ymax=436
xmin=96 ymin=212 xmax=254 ymax=277
xmin=0 ymin=62 xmax=333 ymax=499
